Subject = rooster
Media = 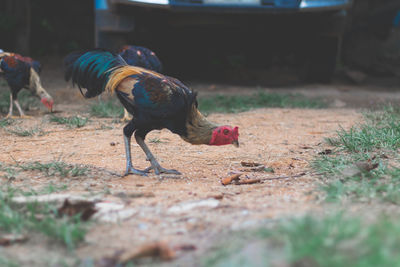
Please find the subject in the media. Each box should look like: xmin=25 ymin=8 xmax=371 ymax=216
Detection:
xmin=119 ymin=45 xmax=163 ymax=73
xmin=64 ymin=50 xmax=239 ymax=176
xmin=0 ymin=52 xmax=54 ymax=118
xmin=119 ymin=45 xmax=163 ymax=122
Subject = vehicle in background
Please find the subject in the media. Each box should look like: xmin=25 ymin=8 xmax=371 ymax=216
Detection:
xmin=95 ymin=0 xmax=353 ymax=82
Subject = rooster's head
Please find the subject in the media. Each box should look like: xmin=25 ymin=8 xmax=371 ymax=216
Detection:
xmin=209 ymin=126 xmax=239 ymax=147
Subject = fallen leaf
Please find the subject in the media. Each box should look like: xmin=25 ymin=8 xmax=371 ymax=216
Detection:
xmin=58 ymin=199 xmax=97 ymax=221
xmin=119 ymin=242 xmax=175 ymax=263
xmin=0 ymin=234 xmax=28 ymax=246
xmin=221 ymin=173 xmax=242 ymax=185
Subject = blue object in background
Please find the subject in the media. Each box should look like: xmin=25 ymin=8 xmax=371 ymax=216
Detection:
xmin=95 ymin=0 xmax=108 ymax=10
xmin=394 ymin=11 xmax=400 ymax=27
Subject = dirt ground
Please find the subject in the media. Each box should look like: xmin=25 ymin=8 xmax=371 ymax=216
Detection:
xmin=0 ymin=63 xmax=398 ymax=265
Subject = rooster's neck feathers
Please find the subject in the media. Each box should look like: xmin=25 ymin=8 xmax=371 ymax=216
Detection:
xmin=29 ymin=68 xmax=51 ymax=99
xmin=182 ymin=105 xmax=217 ymax=145
xmin=105 ymin=65 xmax=162 ymax=95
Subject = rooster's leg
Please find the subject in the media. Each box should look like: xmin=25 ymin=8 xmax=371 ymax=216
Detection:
xmin=135 ymin=133 xmax=181 ymax=175
xmin=14 ymin=99 xmax=26 ymax=117
xmin=123 ymin=123 xmax=148 ymax=176
xmin=120 ymin=108 xmax=132 ymax=122
xmin=6 ymin=94 xmax=13 ymax=118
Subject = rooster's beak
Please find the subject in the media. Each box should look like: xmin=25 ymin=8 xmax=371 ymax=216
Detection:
xmin=232 ymin=140 xmax=239 ymax=147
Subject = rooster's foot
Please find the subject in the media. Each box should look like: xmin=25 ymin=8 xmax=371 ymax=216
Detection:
xmin=19 ymin=115 xmax=32 ymax=119
xmin=5 ymin=115 xmax=19 ymax=119
xmin=144 ymin=165 xmax=181 ymax=175
xmin=124 ymin=167 xmax=148 ymax=177
xmin=120 ymin=116 xmax=131 ymax=123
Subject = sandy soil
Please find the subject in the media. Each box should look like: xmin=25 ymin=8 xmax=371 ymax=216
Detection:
xmin=2 ymin=60 xmax=392 ymax=265
xmin=0 ymin=104 xmax=360 ymax=265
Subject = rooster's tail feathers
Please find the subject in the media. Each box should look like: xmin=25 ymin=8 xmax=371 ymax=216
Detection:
xmin=63 ymin=49 xmax=127 ymax=98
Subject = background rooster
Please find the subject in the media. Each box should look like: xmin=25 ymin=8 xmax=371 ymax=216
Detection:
xmin=119 ymin=45 xmax=162 ymax=73
xmin=0 ymin=52 xmax=54 ymax=117
xmin=118 ymin=45 xmax=163 ymax=122
xmin=64 ymin=50 xmax=239 ymax=176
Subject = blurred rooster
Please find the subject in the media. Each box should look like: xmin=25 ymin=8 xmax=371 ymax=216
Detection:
xmin=0 ymin=52 xmax=54 ymax=117
xmin=119 ymin=45 xmax=162 ymax=72
xmin=64 ymin=50 xmax=239 ymax=176
xmin=119 ymin=45 xmax=163 ymax=121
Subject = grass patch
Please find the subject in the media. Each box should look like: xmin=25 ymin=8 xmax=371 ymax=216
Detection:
xmin=149 ymin=138 xmax=163 ymax=144
xmin=204 ymin=214 xmax=400 ymax=267
xmin=1 ymin=161 xmax=90 ymax=178
xmin=90 ymin=99 xmax=123 ymax=118
xmin=5 ymin=126 xmax=44 ymax=137
xmin=313 ymin=106 xmax=400 ymax=203
xmin=50 ymin=115 xmax=89 ymax=128
xmin=0 ymin=118 xmax=15 ymax=128
xmin=0 ymin=187 xmax=88 ymax=249
xmin=198 ymin=92 xmax=326 ymax=114
xmin=326 ymin=108 xmax=400 ymax=153
xmin=0 ymin=256 xmax=18 ymax=267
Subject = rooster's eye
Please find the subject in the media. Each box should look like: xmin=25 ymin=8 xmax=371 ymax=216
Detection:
xmin=223 ymin=129 xmax=229 ymax=135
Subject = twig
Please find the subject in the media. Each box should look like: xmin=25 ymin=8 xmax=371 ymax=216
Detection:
xmin=235 ymin=178 xmax=261 ymax=185
xmin=260 ymin=172 xmax=306 ymax=181
xmin=233 ymin=172 xmax=307 ymax=185
xmin=221 ymin=173 xmax=242 ymax=185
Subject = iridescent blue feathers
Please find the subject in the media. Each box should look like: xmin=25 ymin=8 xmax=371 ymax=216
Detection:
xmin=64 ymin=50 xmax=127 ymax=98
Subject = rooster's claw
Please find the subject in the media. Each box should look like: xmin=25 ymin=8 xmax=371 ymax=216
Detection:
xmin=146 ymin=165 xmax=181 ymax=175
xmin=124 ymin=167 xmax=148 ymax=176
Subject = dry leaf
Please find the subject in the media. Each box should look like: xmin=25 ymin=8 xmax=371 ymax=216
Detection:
xmin=221 ymin=173 xmax=242 ymax=185
xmin=119 ymin=242 xmax=175 ymax=263
xmin=0 ymin=234 xmax=28 ymax=246
xmin=58 ymin=199 xmax=97 ymax=221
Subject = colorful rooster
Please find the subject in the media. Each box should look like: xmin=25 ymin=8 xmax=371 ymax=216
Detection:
xmin=0 ymin=52 xmax=54 ymax=117
xmin=64 ymin=50 xmax=239 ymax=176
xmin=119 ymin=45 xmax=163 ymax=121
